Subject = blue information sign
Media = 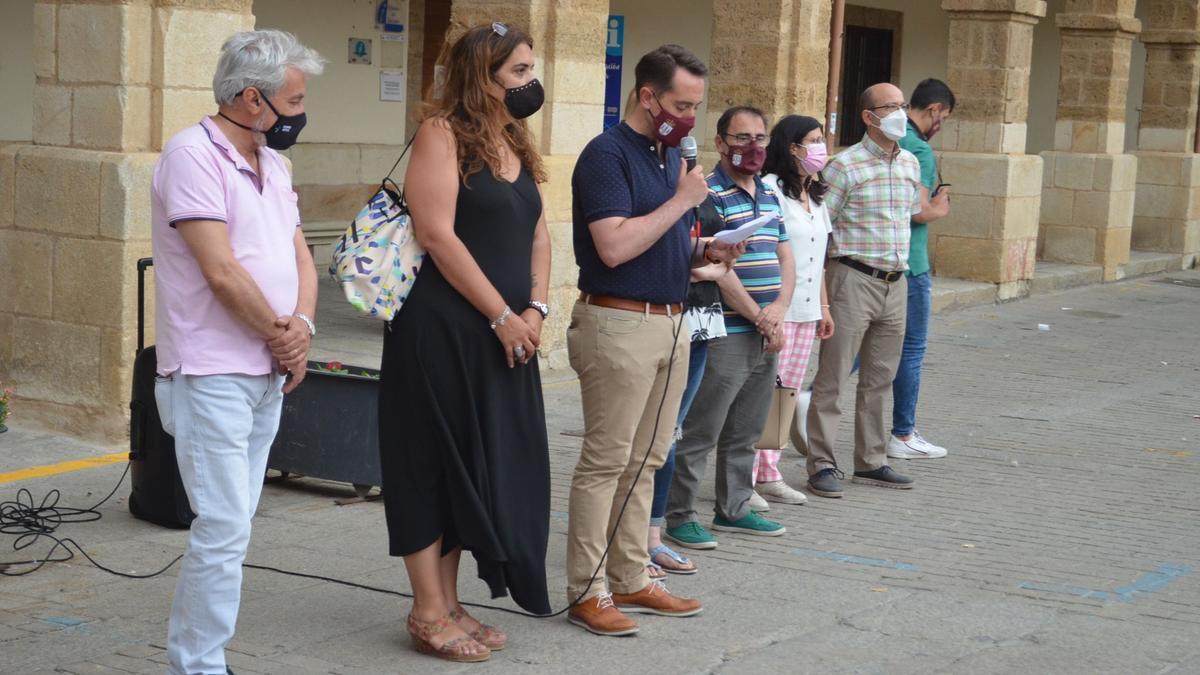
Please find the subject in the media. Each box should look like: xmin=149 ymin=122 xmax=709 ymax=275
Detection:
xmin=604 ymin=15 xmax=624 ymax=129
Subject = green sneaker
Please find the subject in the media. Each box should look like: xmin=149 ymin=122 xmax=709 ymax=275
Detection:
xmin=711 ymin=511 xmax=786 ymax=537
xmin=663 ymin=522 xmax=718 ymax=550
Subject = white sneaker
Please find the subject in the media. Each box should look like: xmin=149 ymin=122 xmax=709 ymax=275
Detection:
xmin=747 ymin=491 xmax=770 ymax=512
xmin=756 ymin=479 xmax=808 ymax=505
xmin=887 ymin=431 xmax=948 ymax=459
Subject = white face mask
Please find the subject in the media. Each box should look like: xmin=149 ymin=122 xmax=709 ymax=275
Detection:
xmin=871 ymin=108 xmax=909 ymax=141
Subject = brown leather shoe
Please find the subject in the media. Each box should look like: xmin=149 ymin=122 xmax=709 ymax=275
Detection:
xmin=567 ymin=592 xmax=639 ymax=636
xmin=612 ymin=580 xmax=703 ymax=617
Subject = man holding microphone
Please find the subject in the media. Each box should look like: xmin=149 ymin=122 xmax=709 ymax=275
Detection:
xmin=565 ymin=44 xmax=742 ymax=636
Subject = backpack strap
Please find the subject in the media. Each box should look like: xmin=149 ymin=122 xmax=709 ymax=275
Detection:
xmin=383 ymin=132 xmax=419 ymax=182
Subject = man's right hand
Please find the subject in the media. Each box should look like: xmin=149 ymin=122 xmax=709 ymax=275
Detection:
xmin=931 ymin=187 xmax=951 ymax=218
xmin=676 ymin=158 xmax=708 ymax=208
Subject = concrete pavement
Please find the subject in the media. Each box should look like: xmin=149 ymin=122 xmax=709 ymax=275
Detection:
xmin=1 ymin=269 xmax=1198 ymax=674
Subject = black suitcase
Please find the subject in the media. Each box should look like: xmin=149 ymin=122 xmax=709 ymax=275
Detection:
xmin=128 ymin=257 xmax=195 ymax=529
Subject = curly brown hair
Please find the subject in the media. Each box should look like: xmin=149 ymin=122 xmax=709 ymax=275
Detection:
xmin=422 ymin=22 xmax=546 ymax=185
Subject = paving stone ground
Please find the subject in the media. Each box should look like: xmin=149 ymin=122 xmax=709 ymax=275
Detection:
xmin=1 ymin=270 xmax=1198 ymax=674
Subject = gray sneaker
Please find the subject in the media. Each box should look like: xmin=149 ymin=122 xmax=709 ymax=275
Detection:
xmin=807 ymin=468 xmax=845 ymax=498
xmin=852 ymin=465 xmax=914 ymax=489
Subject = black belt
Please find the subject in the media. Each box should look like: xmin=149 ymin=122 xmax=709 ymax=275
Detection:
xmin=837 ymin=257 xmax=904 ymax=283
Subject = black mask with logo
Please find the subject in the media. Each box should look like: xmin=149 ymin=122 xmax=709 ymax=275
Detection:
xmin=220 ymin=90 xmax=307 ymax=151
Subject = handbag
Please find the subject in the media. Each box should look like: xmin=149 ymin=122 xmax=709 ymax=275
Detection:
xmin=755 ymin=377 xmax=798 ymax=449
xmin=329 ymin=135 xmax=424 ymax=321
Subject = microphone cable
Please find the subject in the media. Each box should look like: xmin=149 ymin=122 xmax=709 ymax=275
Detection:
xmin=1 ymin=178 xmax=709 ymax=621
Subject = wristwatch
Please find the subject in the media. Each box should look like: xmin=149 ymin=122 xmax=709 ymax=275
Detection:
xmin=294 ymin=312 xmax=316 ymax=337
xmin=527 ymin=301 xmax=549 ymax=319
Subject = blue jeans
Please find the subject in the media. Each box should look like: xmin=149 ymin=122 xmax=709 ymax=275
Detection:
xmin=891 ymin=272 xmax=931 ymax=437
xmin=649 ymin=340 xmax=709 ymax=527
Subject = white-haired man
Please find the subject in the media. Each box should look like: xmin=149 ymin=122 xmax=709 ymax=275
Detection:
xmin=151 ymin=30 xmax=323 ymax=674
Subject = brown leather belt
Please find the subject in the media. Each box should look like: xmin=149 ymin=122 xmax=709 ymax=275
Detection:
xmin=579 ymin=292 xmax=683 ymax=316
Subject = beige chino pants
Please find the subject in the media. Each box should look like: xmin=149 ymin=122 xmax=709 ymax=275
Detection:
xmin=806 ymin=261 xmax=907 ymax=475
xmin=565 ymin=301 xmax=688 ymax=603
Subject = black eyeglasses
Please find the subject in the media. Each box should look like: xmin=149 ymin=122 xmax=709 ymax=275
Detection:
xmin=491 ymin=22 xmax=508 ymax=37
xmin=868 ymin=102 xmax=910 ymax=113
xmin=723 ymin=133 xmax=770 ymax=147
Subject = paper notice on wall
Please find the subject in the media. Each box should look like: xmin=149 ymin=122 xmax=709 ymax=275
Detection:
xmin=380 ymin=70 xmax=406 ymax=102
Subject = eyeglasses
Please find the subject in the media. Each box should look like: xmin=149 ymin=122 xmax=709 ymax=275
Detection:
xmin=491 ymin=22 xmax=508 ymax=37
xmin=868 ymin=102 xmax=910 ymax=114
xmin=723 ymin=133 xmax=770 ymax=147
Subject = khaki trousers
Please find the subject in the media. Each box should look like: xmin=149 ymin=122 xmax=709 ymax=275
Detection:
xmin=806 ymin=261 xmax=907 ymax=475
xmin=565 ymin=301 xmax=688 ymax=602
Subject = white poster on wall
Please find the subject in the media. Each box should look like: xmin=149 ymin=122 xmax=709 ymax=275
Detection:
xmin=380 ymin=70 xmax=406 ymax=102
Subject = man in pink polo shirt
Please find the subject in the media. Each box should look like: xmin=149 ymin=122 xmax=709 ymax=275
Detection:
xmin=150 ymin=30 xmax=323 ymax=675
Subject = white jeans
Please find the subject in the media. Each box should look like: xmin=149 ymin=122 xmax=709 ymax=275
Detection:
xmin=155 ymin=372 xmax=284 ymax=675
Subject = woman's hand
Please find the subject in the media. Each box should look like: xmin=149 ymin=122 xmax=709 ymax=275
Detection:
xmin=817 ymin=306 xmax=835 ymax=340
xmin=520 ymin=308 xmax=544 ymax=348
xmin=494 ymin=311 xmax=538 ymax=368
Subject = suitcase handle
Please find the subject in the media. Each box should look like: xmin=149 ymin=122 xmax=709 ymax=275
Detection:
xmin=137 ymin=257 xmax=153 ymax=353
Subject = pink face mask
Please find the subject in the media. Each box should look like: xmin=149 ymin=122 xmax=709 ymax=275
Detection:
xmin=799 ymin=142 xmax=828 ymax=175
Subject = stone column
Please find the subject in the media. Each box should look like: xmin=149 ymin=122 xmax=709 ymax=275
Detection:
xmin=1038 ymin=1 xmax=1140 ymax=280
xmin=931 ymin=0 xmax=1045 ymax=294
xmin=1132 ymin=0 xmax=1200 ymax=258
xmin=0 ymin=0 xmax=253 ymax=441
xmin=705 ymin=0 xmax=831 ymax=154
xmin=448 ymin=0 xmax=607 ymax=364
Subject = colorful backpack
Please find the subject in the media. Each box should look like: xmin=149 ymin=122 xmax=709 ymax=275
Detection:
xmin=329 ymin=137 xmax=423 ymax=321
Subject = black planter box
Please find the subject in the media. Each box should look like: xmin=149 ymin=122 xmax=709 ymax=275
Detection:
xmin=268 ymin=360 xmax=381 ymax=496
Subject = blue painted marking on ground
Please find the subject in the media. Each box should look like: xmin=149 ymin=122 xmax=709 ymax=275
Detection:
xmin=42 ymin=616 xmax=84 ymax=627
xmin=1019 ymin=563 xmax=1193 ymax=603
xmin=790 ymin=547 xmax=920 ymax=572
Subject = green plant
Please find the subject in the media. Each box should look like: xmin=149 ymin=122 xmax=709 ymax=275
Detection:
xmin=0 ymin=384 xmax=12 ymax=429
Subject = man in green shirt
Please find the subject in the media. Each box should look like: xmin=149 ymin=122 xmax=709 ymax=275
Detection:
xmin=888 ymin=78 xmax=954 ymax=460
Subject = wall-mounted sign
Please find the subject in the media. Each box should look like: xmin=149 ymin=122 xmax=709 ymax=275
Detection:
xmin=604 ymin=15 xmax=624 ymax=129
xmin=376 ymin=0 xmax=406 ymax=33
xmin=349 ymin=37 xmax=372 ymax=65
xmin=380 ymin=70 xmax=406 ymax=102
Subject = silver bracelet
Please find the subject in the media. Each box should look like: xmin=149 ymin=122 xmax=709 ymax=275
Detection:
xmin=294 ymin=312 xmax=316 ymax=337
xmin=489 ymin=306 xmax=512 ymax=331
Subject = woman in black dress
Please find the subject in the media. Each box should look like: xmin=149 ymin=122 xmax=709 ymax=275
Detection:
xmin=378 ymin=22 xmax=551 ymax=663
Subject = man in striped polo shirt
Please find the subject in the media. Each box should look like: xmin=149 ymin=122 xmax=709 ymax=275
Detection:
xmin=806 ymin=82 xmax=924 ymax=498
xmin=665 ymin=106 xmax=795 ymax=550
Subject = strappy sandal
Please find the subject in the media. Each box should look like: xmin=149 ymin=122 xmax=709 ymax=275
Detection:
xmin=450 ymin=606 xmax=507 ymax=651
xmin=647 ymin=561 xmax=668 ymax=580
xmin=649 ymin=544 xmax=698 ymax=575
xmin=406 ymin=613 xmax=491 ymax=662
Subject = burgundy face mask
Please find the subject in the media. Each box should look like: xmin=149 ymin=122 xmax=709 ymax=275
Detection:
xmin=649 ymin=94 xmax=696 ymax=147
xmin=727 ymin=143 xmax=766 ymax=175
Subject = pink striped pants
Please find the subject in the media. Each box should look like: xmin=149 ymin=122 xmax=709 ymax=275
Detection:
xmin=753 ymin=320 xmax=818 ymax=484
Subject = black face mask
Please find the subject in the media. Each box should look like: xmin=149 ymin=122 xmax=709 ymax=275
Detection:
xmin=220 ymin=91 xmax=307 ymax=150
xmin=504 ymin=78 xmax=544 ymax=119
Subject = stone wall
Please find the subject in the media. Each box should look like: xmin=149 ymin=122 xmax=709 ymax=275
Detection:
xmin=0 ymin=0 xmax=255 ymax=441
xmin=931 ymin=0 xmax=1046 ymax=289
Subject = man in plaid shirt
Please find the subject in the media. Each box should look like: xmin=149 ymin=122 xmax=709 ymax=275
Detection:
xmin=805 ymin=82 xmax=923 ymax=498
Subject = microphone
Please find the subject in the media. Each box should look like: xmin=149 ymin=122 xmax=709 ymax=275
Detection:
xmin=679 ymin=136 xmax=703 ymax=247
xmin=680 ymin=136 xmax=698 ymax=172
